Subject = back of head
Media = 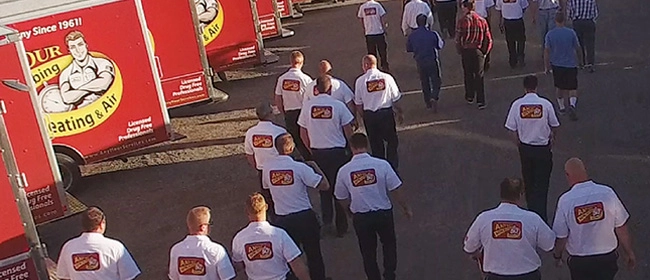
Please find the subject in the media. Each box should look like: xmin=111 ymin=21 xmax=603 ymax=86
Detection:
xmin=362 ymin=55 xmax=378 ymax=68
xmin=555 ymin=12 xmax=566 ymax=25
xmin=290 ymin=51 xmax=304 ymax=66
xmin=319 ymin=60 xmax=332 ymax=75
xmin=316 ymin=75 xmax=332 ymax=94
xmin=416 ymin=14 xmax=428 ymax=27
xmin=461 ymin=0 xmax=476 ymax=10
xmin=246 ymin=192 xmax=268 ymax=216
xmin=81 ymin=206 xmax=105 ymax=232
xmin=187 ymin=206 xmax=211 ymax=233
xmin=274 ymin=133 xmax=295 ymax=155
xmin=523 ymin=75 xmax=538 ymax=91
xmin=565 ymin=157 xmax=589 ymax=185
xmin=256 ymin=101 xmax=273 ymax=120
xmin=500 ymin=178 xmax=524 ymax=202
xmin=349 ymin=133 xmax=370 ymax=151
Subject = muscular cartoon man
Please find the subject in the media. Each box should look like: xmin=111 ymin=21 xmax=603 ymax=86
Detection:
xmin=58 ymin=31 xmax=115 ymax=110
xmin=195 ymin=0 xmax=219 ymax=29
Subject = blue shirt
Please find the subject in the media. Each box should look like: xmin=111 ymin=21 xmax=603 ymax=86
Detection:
xmin=545 ymin=26 xmax=580 ymax=68
xmin=406 ymin=27 xmax=444 ymax=66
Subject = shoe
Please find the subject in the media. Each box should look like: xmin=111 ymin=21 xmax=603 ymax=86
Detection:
xmin=431 ymin=99 xmax=438 ymax=113
xmin=568 ymin=105 xmax=578 ymax=121
xmin=466 ymin=98 xmax=475 ymax=104
xmin=559 ymin=108 xmax=566 ymax=115
xmin=585 ymin=64 xmax=595 ymax=73
xmin=478 ymin=103 xmax=487 ymax=110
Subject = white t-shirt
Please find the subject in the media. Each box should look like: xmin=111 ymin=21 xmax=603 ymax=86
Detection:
xmin=505 ymin=93 xmax=560 ymax=146
xmin=262 ymin=155 xmax=322 ymax=215
xmin=552 ymin=181 xmax=630 ymax=256
xmin=463 ymin=203 xmax=555 ymax=275
xmin=168 ymin=235 xmax=236 ymax=280
xmin=495 ymin=0 xmax=529 ymax=20
xmin=401 ymin=0 xmax=434 ymax=35
xmin=354 ymin=68 xmax=401 ymax=111
xmin=304 ymin=77 xmax=354 ymax=106
xmin=244 ymin=121 xmax=288 ymax=170
xmin=56 ymin=233 xmax=141 ymax=280
xmin=274 ymin=68 xmax=314 ymax=111
xmin=297 ymin=94 xmax=354 ymax=149
xmin=231 ymin=222 xmax=302 ymax=280
xmin=358 ymin=0 xmax=387 ymax=35
xmin=475 ymin=0 xmax=496 ymax=18
xmin=334 ymin=153 xmax=402 ymax=213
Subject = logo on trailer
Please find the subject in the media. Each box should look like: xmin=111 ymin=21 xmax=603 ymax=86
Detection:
xmin=492 ymin=221 xmax=522 ymax=240
xmin=178 ymin=257 xmax=206 ymax=275
xmin=366 ymin=79 xmax=386 ymax=92
xmin=351 ymin=169 xmax=377 ymax=187
xmin=72 ymin=253 xmax=100 ymax=271
xmin=270 ymin=170 xmax=294 ymax=186
xmin=253 ymin=135 xmax=273 ymax=148
xmin=245 ymin=242 xmax=274 ymax=261
xmin=520 ymin=104 xmax=543 ymax=119
xmin=28 ymin=30 xmax=123 ymax=138
xmin=197 ymin=0 xmax=225 ymax=46
xmin=311 ymin=106 xmax=333 ymax=119
xmin=574 ymin=202 xmax=605 ymax=224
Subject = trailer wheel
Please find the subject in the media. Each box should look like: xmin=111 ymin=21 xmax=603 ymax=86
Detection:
xmin=217 ymin=71 xmax=228 ymax=82
xmin=56 ymin=153 xmax=81 ymax=192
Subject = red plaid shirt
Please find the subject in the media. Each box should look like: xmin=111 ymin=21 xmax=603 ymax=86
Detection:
xmin=455 ymin=11 xmax=493 ymax=53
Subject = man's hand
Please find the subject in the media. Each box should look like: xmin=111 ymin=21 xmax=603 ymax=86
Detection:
xmin=554 ymin=257 xmax=563 ymax=268
xmin=394 ymin=111 xmax=404 ymax=125
xmin=402 ymin=206 xmax=413 ymax=220
xmin=544 ymin=66 xmax=552 ymax=74
xmin=624 ymin=253 xmax=637 ymax=270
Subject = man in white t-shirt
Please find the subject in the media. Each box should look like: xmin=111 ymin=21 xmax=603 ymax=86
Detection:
xmin=231 ymin=193 xmax=310 ymax=280
xmin=169 ymin=207 xmax=236 ymax=280
xmin=464 ymin=178 xmax=555 ymax=279
xmin=56 ymin=207 xmax=141 ymax=280
xmin=304 ymin=60 xmax=355 ymax=116
xmin=504 ymin=75 xmax=559 ymax=222
xmin=401 ymin=0 xmax=434 ymax=36
xmin=552 ymin=158 xmax=636 ymax=280
xmin=496 ymin=0 xmax=529 ymax=68
xmin=358 ymin=0 xmax=390 ymax=71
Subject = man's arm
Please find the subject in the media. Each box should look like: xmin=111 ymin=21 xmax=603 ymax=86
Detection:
xmin=245 ymin=155 xmax=256 ymax=169
xmin=401 ymin=6 xmax=410 ymax=35
xmin=615 ymin=223 xmax=637 ymax=269
xmin=76 ymin=72 xmax=113 ymax=93
xmin=389 ymin=187 xmax=413 ymax=219
xmin=289 ymin=259 xmax=311 ymax=280
xmin=381 ymin=15 xmax=389 ymax=32
xmin=553 ymin=237 xmax=567 ymax=260
xmin=299 ymin=127 xmax=311 ymax=154
xmin=343 ymin=123 xmax=353 ymax=140
xmin=305 ymin=161 xmax=330 ymax=191
xmin=274 ymin=94 xmax=285 ymax=114
xmin=406 ymin=35 xmax=414 ymax=53
xmin=544 ymin=47 xmax=551 ymax=72
xmin=233 ymin=262 xmax=245 ymax=274
xmin=198 ymin=7 xmax=217 ymax=23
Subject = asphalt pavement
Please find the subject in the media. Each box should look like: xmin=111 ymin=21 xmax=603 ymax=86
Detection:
xmin=39 ymin=0 xmax=650 ymax=279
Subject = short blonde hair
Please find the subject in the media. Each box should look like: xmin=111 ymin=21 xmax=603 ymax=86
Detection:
xmin=245 ymin=192 xmax=267 ymax=215
xmin=65 ymin=31 xmax=85 ymax=45
xmin=290 ymin=51 xmax=304 ymax=65
xmin=187 ymin=206 xmax=211 ymax=232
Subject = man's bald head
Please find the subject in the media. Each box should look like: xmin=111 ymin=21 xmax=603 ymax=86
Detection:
xmin=565 ymin=157 xmax=589 ymax=187
xmin=319 ymin=60 xmax=332 ymax=75
xmin=362 ymin=55 xmax=378 ymax=71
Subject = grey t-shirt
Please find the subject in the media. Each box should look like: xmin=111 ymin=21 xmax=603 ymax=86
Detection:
xmin=545 ymin=27 xmax=580 ymax=68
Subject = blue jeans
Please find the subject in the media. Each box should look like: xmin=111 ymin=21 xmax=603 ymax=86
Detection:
xmin=537 ymin=8 xmax=558 ymax=47
xmin=417 ymin=60 xmax=441 ymax=104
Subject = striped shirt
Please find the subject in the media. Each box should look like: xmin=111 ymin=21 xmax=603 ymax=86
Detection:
xmin=567 ymin=0 xmax=598 ymax=20
xmin=455 ymin=11 xmax=493 ymax=53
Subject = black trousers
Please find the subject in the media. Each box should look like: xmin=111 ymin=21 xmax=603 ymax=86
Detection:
xmin=366 ymin=34 xmax=389 ymax=71
xmin=363 ymin=108 xmax=399 ymax=170
xmin=504 ymin=18 xmax=526 ymax=67
xmin=485 ymin=270 xmax=541 ymax=280
xmin=257 ymin=170 xmax=277 ymax=222
xmin=518 ymin=143 xmax=552 ymax=222
xmin=436 ymin=1 xmax=457 ymax=37
xmin=276 ymin=209 xmax=327 ymax=280
xmin=572 ymin=19 xmax=596 ymax=66
xmin=311 ymin=147 xmax=350 ymax=234
xmin=353 ymin=209 xmax=397 ymax=280
xmin=461 ymin=48 xmax=486 ymax=105
xmin=417 ymin=61 xmax=442 ymax=105
xmin=284 ymin=109 xmax=311 ymax=160
xmin=485 ymin=18 xmax=493 ymax=70
xmin=568 ymin=251 xmax=618 ymax=280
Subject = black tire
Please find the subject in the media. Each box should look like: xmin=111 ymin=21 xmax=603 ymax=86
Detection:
xmin=56 ymin=153 xmax=81 ymax=192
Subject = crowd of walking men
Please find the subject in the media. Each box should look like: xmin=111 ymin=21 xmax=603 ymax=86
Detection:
xmin=52 ymin=0 xmax=637 ymax=279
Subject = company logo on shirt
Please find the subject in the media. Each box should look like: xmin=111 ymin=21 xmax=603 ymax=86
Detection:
xmin=574 ymin=202 xmax=605 ymax=224
xmin=351 ymin=169 xmax=377 ymax=187
xmin=72 ymin=252 xmax=100 ymax=271
xmin=253 ymin=135 xmax=273 ymax=148
xmin=311 ymin=106 xmax=333 ymax=119
xmin=492 ymin=221 xmax=522 ymax=240
xmin=245 ymin=241 xmax=274 ymax=261
xmin=366 ymin=79 xmax=386 ymax=92
xmin=282 ymin=79 xmax=301 ymax=92
xmin=520 ymin=104 xmax=543 ymax=119
xmin=178 ymin=257 xmax=206 ymax=275
xmin=364 ymin=7 xmax=377 ymax=16
xmin=270 ymin=170 xmax=294 ymax=186
xmin=503 ymin=0 xmax=517 ymax=3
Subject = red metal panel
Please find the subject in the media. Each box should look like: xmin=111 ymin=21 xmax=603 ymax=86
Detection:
xmin=256 ymin=0 xmax=281 ymax=39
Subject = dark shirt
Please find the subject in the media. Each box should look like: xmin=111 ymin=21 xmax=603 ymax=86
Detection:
xmin=406 ymin=26 xmax=443 ymax=66
xmin=455 ymin=11 xmax=493 ymax=53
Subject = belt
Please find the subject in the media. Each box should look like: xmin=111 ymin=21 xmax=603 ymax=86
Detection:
xmin=276 ymin=208 xmax=312 ymax=217
xmin=519 ymin=142 xmax=551 ymax=148
xmin=311 ymin=147 xmax=346 ymax=151
xmin=570 ymin=250 xmax=617 ymax=258
xmin=486 ymin=269 xmax=540 ymax=278
xmin=353 ymin=208 xmax=392 ymax=215
xmin=539 ymin=6 xmax=559 ymax=10
xmin=504 ymin=18 xmax=524 ymax=21
xmin=364 ymin=107 xmax=392 ymax=113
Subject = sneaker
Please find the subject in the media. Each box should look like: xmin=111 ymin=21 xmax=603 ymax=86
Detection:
xmin=585 ymin=64 xmax=595 ymax=73
xmin=568 ymin=105 xmax=578 ymax=121
xmin=478 ymin=103 xmax=487 ymax=110
xmin=431 ymin=99 xmax=438 ymax=113
xmin=559 ymin=108 xmax=566 ymax=115
xmin=466 ymin=98 xmax=475 ymax=104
